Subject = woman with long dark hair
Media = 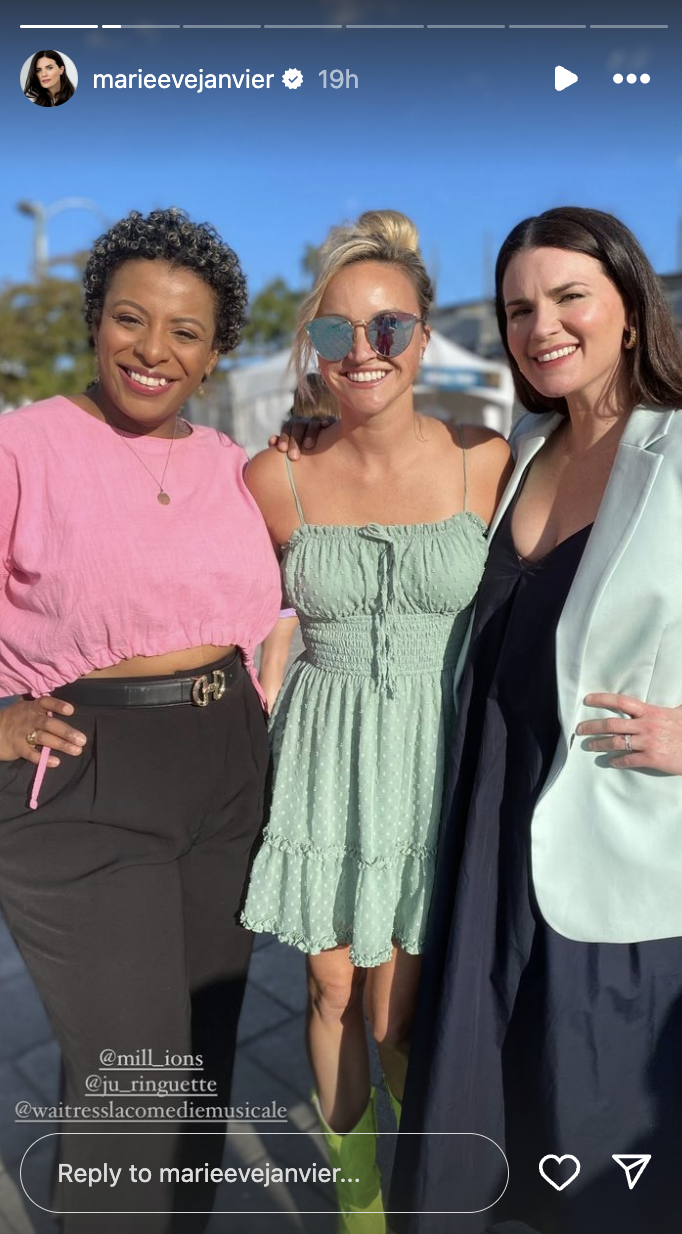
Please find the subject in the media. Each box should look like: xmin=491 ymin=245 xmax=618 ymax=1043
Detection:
xmin=24 ymin=49 xmax=75 ymax=105
xmin=390 ymin=206 xmax=682 ymax=1234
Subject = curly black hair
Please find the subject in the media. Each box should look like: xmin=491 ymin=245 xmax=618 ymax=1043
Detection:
xmin=83 ymin=208 xmax=248 ymax=354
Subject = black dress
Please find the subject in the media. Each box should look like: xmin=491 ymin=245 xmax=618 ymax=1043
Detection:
xmin=389 ymin=492 xmax=682 ymax=1234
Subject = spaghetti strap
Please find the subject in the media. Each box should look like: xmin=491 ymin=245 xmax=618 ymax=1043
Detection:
xmin=456 ymin=424 xmax=469 ymax=512
xmin=284 ymin=455 xmax=306 ymax=525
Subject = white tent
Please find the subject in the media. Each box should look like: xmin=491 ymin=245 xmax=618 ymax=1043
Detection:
xmin=415 ymin=332 xmax=514 ymax=435
xmin=218 ymin=332 xmax=513 ymax=458
xmin=225 ymin=350 xmax=297 ymax=458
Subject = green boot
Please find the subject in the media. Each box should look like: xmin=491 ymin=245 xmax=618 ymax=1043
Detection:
xmin=383 ymin=1079 xmax=402 ymax=1129
xmin=312 ymin=1088 xmax=386 ymax=1233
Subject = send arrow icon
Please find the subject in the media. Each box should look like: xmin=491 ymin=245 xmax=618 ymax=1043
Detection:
xmin=612 ymin=1154 xmax=651 ymax=1190
xmin=555 ymin=65 xmax=578 ymax=91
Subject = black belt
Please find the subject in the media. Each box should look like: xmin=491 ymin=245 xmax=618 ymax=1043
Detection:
xmin=52 ymin=652 xmax=243 ymax=709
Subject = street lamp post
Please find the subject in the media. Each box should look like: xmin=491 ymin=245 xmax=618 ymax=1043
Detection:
xmin=16 ymin=198 xmax=108 ymax=279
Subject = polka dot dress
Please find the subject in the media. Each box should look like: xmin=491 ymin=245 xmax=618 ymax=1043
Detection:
xmin=241 ymin=510 xmax=488 ymax=967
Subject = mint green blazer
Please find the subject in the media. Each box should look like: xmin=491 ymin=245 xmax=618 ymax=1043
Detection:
xmin=457 ymin=405 xmax=682 ymax=943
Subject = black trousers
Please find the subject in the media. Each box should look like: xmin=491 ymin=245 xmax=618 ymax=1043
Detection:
xmin=0 ymin=657 xmax=268 ymax=1233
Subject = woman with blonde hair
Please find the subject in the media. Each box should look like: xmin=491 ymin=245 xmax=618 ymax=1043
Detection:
xmin=242 ymin=209 xmax=511 ymax=1228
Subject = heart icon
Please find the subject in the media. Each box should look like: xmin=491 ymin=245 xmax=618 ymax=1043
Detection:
xmin=538 ymin=1154 xmax=581 ymax=1191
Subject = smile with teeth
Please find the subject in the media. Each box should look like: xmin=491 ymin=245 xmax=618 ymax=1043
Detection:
xmin=345 ymin=370 xmax=389 ymax=383
xmin=122 ymin=367 xmax=173 ymax=387
xmin=535 ymin=345 xmax=578 ymax=363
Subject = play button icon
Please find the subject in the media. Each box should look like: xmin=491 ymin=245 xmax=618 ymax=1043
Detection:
xmin=555 ymin=65 xmax=578 ymax=91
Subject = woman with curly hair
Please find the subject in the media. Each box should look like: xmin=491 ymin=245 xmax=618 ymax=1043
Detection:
xmin=24 ymin=49 xmax=76 ymax=105
xmin=0 ymin=209 xmax=281 ymax=1231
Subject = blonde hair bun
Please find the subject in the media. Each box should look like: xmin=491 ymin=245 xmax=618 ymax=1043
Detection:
xmin=355 ymin=210 xmax=421 ymax=255
xmin=321 ymin=210 xmax=421 ymax=263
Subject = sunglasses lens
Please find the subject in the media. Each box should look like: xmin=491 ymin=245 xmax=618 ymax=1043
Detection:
xmin=306 ymin=317 xmax=354 ymax=360
xmin=307 ymin=311 xmax=420 ymax=360
xmin=366 ymin=312 xmax=418 ymax=357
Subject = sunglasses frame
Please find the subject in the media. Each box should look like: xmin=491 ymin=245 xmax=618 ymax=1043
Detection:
xmin=306 ymin=310 xmax=426 ymax=361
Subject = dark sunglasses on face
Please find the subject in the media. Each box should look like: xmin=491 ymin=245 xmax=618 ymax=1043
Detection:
xmin=306 ymin=310 xmax=425 ymax=361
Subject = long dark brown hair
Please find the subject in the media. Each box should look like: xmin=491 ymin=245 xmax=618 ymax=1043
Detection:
xmin=495 ymin=206 xmax=682 ymax=415
xmin=24 ymin=50 xmax=75 ymax=106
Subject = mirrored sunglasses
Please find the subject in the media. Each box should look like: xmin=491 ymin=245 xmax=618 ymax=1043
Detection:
xmin=306 ymin=311 xmax=424 ymax=361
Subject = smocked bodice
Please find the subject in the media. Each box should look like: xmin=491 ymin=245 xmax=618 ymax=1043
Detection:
xmin=281 ymin=513 xmax=488 ymax=694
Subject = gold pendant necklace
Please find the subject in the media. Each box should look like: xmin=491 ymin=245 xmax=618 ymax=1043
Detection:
xmin=115 ymin=415 xmax=179 ymax=504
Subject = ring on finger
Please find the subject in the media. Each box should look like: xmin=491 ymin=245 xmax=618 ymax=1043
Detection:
xmin=624 ymin=733 xmax=633 ymax=754
xmin=26 ymin=729 xmax=40 ymax=747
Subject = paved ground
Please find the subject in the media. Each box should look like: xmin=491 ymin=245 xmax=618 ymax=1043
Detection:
xmin=0 ymin=913 xmax=397 ymax=1234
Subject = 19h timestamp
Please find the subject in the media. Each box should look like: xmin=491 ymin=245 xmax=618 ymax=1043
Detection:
xmin=319 ymin=69 xmax=358 ymax=88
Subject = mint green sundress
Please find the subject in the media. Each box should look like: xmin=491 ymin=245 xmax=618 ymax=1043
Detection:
xmin=242 ymin=449 xmax=489 ymax=967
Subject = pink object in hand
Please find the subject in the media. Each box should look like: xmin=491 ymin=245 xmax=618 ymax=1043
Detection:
xmin=29 ymin=738 xmax=52 ymax=810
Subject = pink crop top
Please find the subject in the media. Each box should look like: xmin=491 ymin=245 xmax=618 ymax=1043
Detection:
xmin=0 ymin=397 xmax=281 ymax=699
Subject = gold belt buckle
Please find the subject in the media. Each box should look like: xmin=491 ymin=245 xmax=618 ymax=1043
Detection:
xmin=191 ymin=669 xmax=227 ymax=707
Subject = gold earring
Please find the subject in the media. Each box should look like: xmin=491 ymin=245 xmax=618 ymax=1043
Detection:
xmin=624 ymin=326 xmax=637 ymax=350
xmin=197 ymin=371 xmax=212 ymax=397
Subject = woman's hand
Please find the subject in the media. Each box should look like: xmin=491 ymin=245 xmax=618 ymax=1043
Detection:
xmin=0 ymin=696 xmax=87 ymax=766
xmin=576 ymin=692 xmax=682 ymax=774
xmin=258 ymin=615 xmax=299 ymax=713
xmin=268 ymin=416 xmax=335 ymax=460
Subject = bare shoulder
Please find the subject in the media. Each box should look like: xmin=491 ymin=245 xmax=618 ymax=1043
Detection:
xmin=443 ymin=421 xmax=511 ymax=473
xmin=244 ymin=448 xmax=295 ymax=543
xmin=460 ymin=425 xmax=511 ymax=476
xmin=244 ymin=446 xmax=289 ymax=498
xmin=458 ymin=424 xmax=511 ymax=457
xmin=456 ymin=424 xmax=513 ymax=523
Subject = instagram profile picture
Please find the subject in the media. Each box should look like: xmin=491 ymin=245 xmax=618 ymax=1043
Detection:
xmin=21 ymin=50 xmax=78 ymax=107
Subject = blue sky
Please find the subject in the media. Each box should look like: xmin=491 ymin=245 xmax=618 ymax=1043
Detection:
xmin=3 ymin=0 xmax=681 ymax=306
